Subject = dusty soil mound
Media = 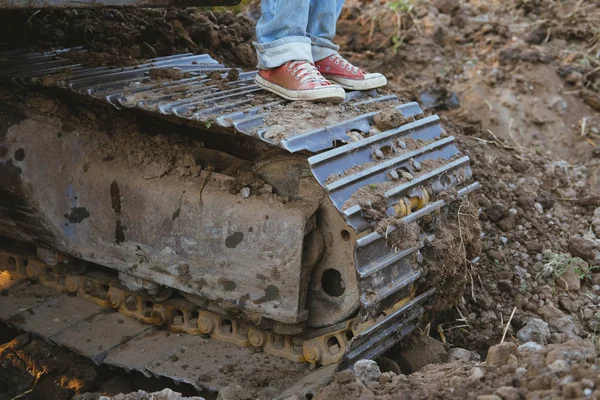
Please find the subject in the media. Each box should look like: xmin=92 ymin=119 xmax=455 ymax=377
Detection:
xmin=0 ymin=8 xmax=257 ymax=68
xmin=316 ymin=339 xmax=600 ymax=399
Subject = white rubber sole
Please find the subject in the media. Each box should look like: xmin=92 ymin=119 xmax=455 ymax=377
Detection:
xmin=324 ymin=73 xmax=388 ymax=91
xmin=255 ymin=75 xmax=346 ymax=103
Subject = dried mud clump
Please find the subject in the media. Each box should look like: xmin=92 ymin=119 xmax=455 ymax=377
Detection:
xmin=372 ymin=107 xmax=409 ymax=131
xmin=0 ymin=9 xmax=257 ymax=68
xmin=421 ymin=196 xmax=482 ymax=313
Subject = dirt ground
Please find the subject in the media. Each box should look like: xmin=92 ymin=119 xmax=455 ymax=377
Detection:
xmin=1 ymin=0 xmax=600 ymax=399
xmin=316 ymin=0 xmax=600 ymax=397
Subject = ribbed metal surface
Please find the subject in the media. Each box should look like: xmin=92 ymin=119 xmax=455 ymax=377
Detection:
xmin=0 ymin=50 xmax=402 ymax=153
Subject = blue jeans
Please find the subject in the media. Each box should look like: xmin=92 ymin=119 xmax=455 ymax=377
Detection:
xmin=254 ymin=0 xmax=346 ymax=69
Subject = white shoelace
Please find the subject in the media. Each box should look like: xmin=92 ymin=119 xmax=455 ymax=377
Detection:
xmin=287 ymin=61 xmax=330 ymax=85
xmin=329 ymin=54 xmax=361 ymax=75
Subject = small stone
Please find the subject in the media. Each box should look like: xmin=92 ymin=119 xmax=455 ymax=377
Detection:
xmin=592 ymin=207 xmax=600 ymax=236
xmin=562 ymin=382 xmax=583 ymax=398
xmin=379 ymin=372 xmax=393 ymax=385
xmin=486 ymin=342 xmax=517 ymax=367
xmin=240 ymin=187 xmax=251 ymax=198
xmin=517 ymin=342 xmax=544 ymax=352
xmin=515 ymin=367 xmax=527 ymax=378
xmin=555 ymin=265 xmax=581 ymax=292
xmin=534 ymin=202 xmax=544 ymax=214
xmin=468 ymin=367 xmax=485 ymax=382
xmin=559 ymin=297 xmax=579 ymax=313
xmin=565 ymin=71 xmax=583 ymax=86
xmin=568 ymin=236 xmax=599 ymax=261
xmin=508 ymin=208 xmax=518 ymax=217
xmin=486 ymin=204 xmax=506 ymax=222
xmin=583 ymin=308 xmax=594 ymax=320
xmin=354 ymin=359 xmax=381 ymax=384
xmin=496 ymin=386 xmax=519 ymax=400
xmin=516 ymin=318 xmax=550 ymax=345
xmin=548 ymin=359 xmax=569 ymax=372
xmin=539 ymin=304 xmax=577 ymax=336
xmin=477 ymin=396 xmax=501 ymax=400
xmin=448 ymin=348 xmax=481 ymax=362
xmin=507 ymin=354 xmax=519 ymax=367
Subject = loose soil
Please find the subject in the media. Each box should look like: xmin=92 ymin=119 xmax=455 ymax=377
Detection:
xmin=315 ymin=0 xmax=600 ymax=397
xmin=0 ymin=9 xmax=257 ymax=69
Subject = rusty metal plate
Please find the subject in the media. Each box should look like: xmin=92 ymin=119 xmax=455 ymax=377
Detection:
xmin=0 ymin=281 xmax=60 ymax=320
xmin=9 ymin=293 xmax=104 ymax=337
xmin=147 ymin=334 xmax=309 ymax=392
xmin=51 ymin=308 xmax=152 ymax=363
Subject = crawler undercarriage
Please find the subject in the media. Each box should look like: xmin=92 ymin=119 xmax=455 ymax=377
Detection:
xmin=0 ymin=50 xmax=481 ymax=397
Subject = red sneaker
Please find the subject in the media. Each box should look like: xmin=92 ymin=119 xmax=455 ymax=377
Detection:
xmin=314 ymin=54 xmax=387 ymax=91
xmin=255 ymin=61 xmax=346 ymax=102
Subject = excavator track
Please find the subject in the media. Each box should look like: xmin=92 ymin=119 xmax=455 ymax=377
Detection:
xmin=0 ymin=50 xmax=480 ymax=397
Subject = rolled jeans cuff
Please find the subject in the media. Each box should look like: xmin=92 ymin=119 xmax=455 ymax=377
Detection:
xmin=253 ymin=37 xmax=313 ymax=69
xmin=307 ymin=34 xmax=340 ymax=61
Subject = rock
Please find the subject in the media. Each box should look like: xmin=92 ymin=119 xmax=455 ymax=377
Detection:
xmin=533 ymin=202 xmax=544 ymax=214
xmin=486 ymin=204 xmax=506 ymax=222
xmin=495 ymin=386 xmax=520 ymax=400
xmin=486 ymin=342 xmax=517 ymax=366
xmin=240 ymin=187 xmax=251 ymax=198
xmin=555 ymin=264 xmax=581 ymax=292
xmin=516 ymin=318 xmax=550 ymax=345
xmin=593 ymin=207 xmax=600 ymax=236
xmin=568 ymin=237 xmax=599 ymax=261
xmin=507 ymin=354 xmax=519 ymax=367
xmin=559 ymin=297 xmax=580 ymax=313
xmin=583 ymin=308 xmax=594 ymax=320
xmin=548 ymin=359 xmax=569 ymax=372
xmin=354 ymin=360 xmax=381 ymax=384
xmin=434 ymin=0 xmax=459 ymax=14
xmin=562 ymin=382 xmax=584 ymax=398
xmin=379 ymin=372 xmax=393 ymax=385
xmin=468 ymin=367 xmax=485 ymax=382
xmin=518 ymin=342 xmax=545 ymax=352
xmin=526 ymin=26 xmax=547 ymax=45
xmin=565 ymin=71 xmax=583 ymax=86
xmin=511 ymin=159 xmax=529 ymax=173
xmin=447 ymin=348 xmax=481 ymax=362
xmin=477 ymin=396 xmax=502 ymax=400
xmin=95 ymin=390 xmax=204 ymax=400
xmin=581 ymin=89 xmax=600 ymax=112
xmin=539 ymin=304 xmax=577 ymax=337
xmin=536 ymin=193 xmax=555 ymax=210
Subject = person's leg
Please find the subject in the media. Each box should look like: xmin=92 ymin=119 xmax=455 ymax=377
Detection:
xmin=253 ymin=0 xmax=345 ymax=102
xmin=254 ymin=0 xmax=312 ymax=69
xmin=307 ymin=0 xmax=387 ymax=91
xmin=306 ymin=0 xmax=345 ymax=62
